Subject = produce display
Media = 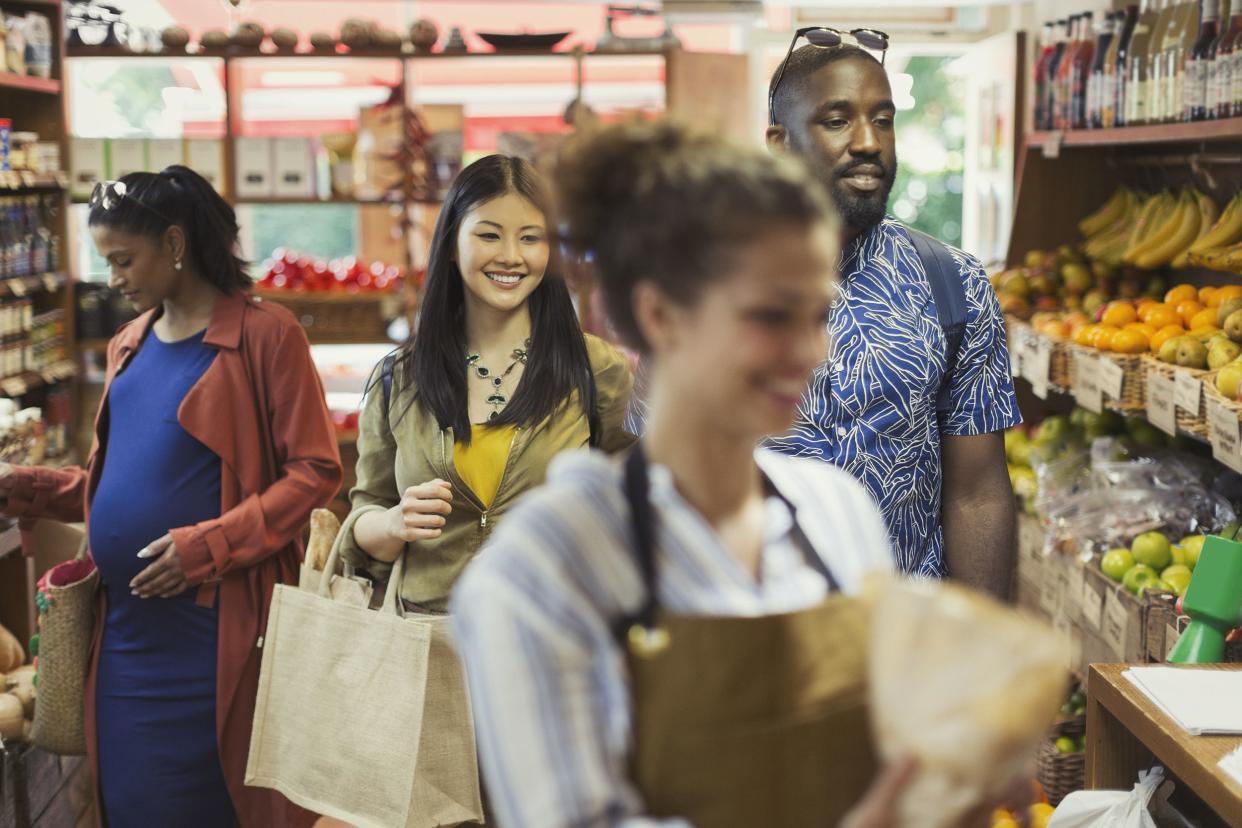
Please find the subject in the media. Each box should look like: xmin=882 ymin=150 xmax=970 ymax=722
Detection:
xmin=0 ymin=622 xmax=32 ymax=742
xmin=1098 ymin=528 xmax=1209 ymax=596
xmin=256 ymin=248 xmax=405 ymax=294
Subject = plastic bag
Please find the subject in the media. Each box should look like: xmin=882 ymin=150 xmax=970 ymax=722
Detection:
xmin=866 ymin=576 xmax=1070 ymax=828
xmin=1047 ymin=766 xmax=1164 ymax=828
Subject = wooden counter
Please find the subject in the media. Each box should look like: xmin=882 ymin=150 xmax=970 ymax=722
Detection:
xmin=1086 ymin=663 xmax=1242 ymax=826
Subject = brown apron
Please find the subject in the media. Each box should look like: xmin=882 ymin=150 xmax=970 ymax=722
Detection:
xmin=619 ymin=447 xmax=879 ymax=827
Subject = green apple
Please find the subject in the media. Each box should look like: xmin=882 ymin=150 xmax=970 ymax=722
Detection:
xmin=1035 ymin=415 xmax=1072 ymax=445
xmin=1131 ymin=532 xmax=1173 ymax=571
xmin=1100 ymin=548 xmax=1135 ymax=582
xmin=1055 ymin=736 xmax=1079 ymax=754
xmin=1122 ymin=564 xmax=1159 ymax=596
xmin=1180 ymin=535 xmax=1206 ymax=570
xmin=1161 ymin=565 xmax=1193 ymax=595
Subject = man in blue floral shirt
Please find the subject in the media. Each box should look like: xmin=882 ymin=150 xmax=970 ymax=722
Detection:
xmin=766 ymin=38 xmax=1021 ymax=596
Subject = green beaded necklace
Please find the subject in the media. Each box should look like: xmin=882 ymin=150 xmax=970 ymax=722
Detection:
xmin=466 ymin=339 xmax=530 ymax=421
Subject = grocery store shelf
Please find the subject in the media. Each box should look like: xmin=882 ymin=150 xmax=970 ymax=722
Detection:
xmin=0 ymin=71 xmax=60 ymax=94
xmin=1027 ymin=118 xmax=1242 ymax=150
xmin=0 ymin=360 xmax=77 ymax=399
xmin=233 ymin=196 xmax=406 ymax=206
xmin=0 ymin=272 xmax=68 ymax=297
xmin=77 ymin=338 xmax=110 ymax=352
xmin=1016 ymin=375 xmax=1210 ymax=447
xmin=66 ymin=46 xmax=668 ymax=61
xmin=0 ymin=171 xmax=67 ymax=192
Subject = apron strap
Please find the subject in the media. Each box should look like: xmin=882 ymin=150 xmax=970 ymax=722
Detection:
xmin=617 ymin=446 xmax=841 ymax=649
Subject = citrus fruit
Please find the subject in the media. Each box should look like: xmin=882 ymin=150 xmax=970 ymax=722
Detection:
xmin=1190 ymin=308 xmax=1220 ymax=331
xmin=1101 ymin=302 xmax=1138 ymax=327
xmin=1091 ymin=325 xmax=1120 ymax=350
xmin=1101 ymin=548 xmax=1135 ymax=581
xmin=1150 ymin=324 xmax=1186 ymax=353
xmin=1176 ymin=300 xmax=1205 ymax=325
xmin=1141 ymin=304 xmax=1180 ymax=328
xmin=1074 ymin=324 xmax=1097 ymax=346
xmin=1201 ymin=285 xmax=1220 ymax=307
xmin=1217 ymin=285 xmax=1242 ymax=306
xmin=1029 ymin=802 xmax=1056 ymax=828
xmin=1110 ymin=329 xmax=1149 ymax=354
xmin=1124 ymin=321 xmax=1157 ymax=339
xmin=1165 ymin=284 xmax=1198 ymax=305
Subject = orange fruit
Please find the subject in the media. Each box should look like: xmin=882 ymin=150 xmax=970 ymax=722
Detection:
xmin=1142 ymin=304 xmax=1181 ymax=329
xmin=1110 ymin=329 xmax=1149 ymax=354
xmin=1101 ymin=302 xmax=1138 ymax=327
xmin=1217 ymin=285 xmax=1242 ymax=306
xmin=1074 ymin=324 xmax=1097 ymax=346
xmin=1090 ymin=324 xmax=1120 ymax=350
xmin=1165 ymin=283 xmax=1198 ymax=305
xmin=1175 ymin=299 xmax=1205 ymax=325
xmin=1150 ymin=324 xmax=1186 ymax=353
xmin=1200 ymin=285 xmax=1220 ymax=307
xmin=1125 ymin=322 xmax=1157 ymax=339
xmin=1190 ymin=308 xmax=1220 ymax=331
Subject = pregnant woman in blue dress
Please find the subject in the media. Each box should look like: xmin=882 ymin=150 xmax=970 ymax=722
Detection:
xmin=0 ymin=166 xmax=341 ymax=827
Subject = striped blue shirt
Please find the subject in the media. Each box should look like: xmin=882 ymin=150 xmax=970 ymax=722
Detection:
xmin=450 ymin=447 xmax=893 ymax=827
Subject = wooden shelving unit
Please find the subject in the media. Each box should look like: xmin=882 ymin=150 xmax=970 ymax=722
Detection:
xmin=0 ymin=0 xmax=82 ymax=676
xmin=1027 ymin=118 xmax=1242 ymax=151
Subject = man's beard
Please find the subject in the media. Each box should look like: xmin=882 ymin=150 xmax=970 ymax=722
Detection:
xmin=829 ymin=157 xmax=897 ymax=233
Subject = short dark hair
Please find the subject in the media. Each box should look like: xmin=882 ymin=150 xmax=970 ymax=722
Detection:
xmin=87 ymin=165 xmax=250 ymax=293
xmin=400 ymin=154 xmax=598 ymax=445
xmin=769 ymin=43 xmax=882 ymax=128
xmin=555 ymin=120 xmax=836 ymax=353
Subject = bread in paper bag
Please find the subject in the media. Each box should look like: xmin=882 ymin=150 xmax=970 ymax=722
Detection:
xmin=866 ymin=575 xmax=1069 ymax=828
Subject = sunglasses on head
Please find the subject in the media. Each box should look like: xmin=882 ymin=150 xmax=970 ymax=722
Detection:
xmin=769 ymin=26 xmax=891 ymax=125
xmin=89 ymin=179 xmax=173 ymax=224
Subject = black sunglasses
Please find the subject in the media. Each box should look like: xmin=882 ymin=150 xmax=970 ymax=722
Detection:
xmin=89 ymin=179 xmax=173 ymax=224
xmin=769 ymin=26 xmax=891 ymax=125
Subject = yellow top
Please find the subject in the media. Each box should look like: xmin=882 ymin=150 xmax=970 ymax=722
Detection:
xmin=452 ymin=424 xmax=517 ymax=509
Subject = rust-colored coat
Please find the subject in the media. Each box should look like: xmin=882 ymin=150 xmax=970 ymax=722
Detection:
xmin=8 ymin=291 xmax=342 ymax=826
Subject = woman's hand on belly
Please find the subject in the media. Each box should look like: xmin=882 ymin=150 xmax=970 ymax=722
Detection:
xmin=130 ymin=533 xmax=189 ymax=599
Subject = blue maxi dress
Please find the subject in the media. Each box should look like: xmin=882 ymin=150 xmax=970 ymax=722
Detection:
xmin=89 ymin=329 xmax=236 ymax=827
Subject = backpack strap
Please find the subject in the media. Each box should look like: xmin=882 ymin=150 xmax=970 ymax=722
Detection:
xmin=906 ymin=228 xmax=968 ymax=414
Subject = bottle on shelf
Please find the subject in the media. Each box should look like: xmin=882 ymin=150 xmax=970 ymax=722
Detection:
xmin=1034 ymin=21 xmax=1057 ymax=129
xmin=1055 ymin=15 xmax=1079 ymax=129
xmin=1110 ymin=4 xmax=1141 ymax=127
xmin=1073 ymin=12 xmax=1098 ymax=128
xmin=1189 ymin=0 xmax=1223 ymax=119
xmin=1126 ymin=0 xmax=1160 ymax=123
xmin=1145 ymin=0 xmax=1178 ymax=122
xmin=1220 ymin=2 xmax=1242 ymax=115
xmin=1176 ymin=0 xmax=1204 ymax=119
xmin=1090 ymin=13 xmax=1118 ymax=127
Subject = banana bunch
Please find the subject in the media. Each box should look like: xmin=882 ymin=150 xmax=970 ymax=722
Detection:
xmin=1081 ymin=187 xmax=1142 ymax=266
xmin=1123 ymin=189 xmax=1212 ymax=270
xmin=1186 ymin=191 xmax=1242 ymax=273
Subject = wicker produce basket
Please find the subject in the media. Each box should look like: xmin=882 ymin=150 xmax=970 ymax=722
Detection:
xmin=1066 ymin=343 xmax=1146 ymax=412
xmin=1141 ymin=355 xmax=1213 ymax=438
xmin=1203 ymin=377 xmax=1242 ymax=445
xmin=1036 ymin=716 xmax=1086 ymax=806
xmin=256 ymin=290 xmax=404 ymax=343
xmin=1049 ymin=336 xmax=1072 ymax=390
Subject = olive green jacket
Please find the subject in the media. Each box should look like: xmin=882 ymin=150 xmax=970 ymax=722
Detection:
xmin=340 ymin=334 xmax=635 ymax=611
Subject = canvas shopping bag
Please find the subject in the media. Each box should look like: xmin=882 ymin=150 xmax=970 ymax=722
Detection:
xmin=245 ymin=529 xmax=434 ymax=828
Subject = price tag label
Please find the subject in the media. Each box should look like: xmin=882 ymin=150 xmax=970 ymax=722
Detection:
xmin=1043 ymin=131 xmax=1063 ymax=159
xmin=1073 ymin=351 xmax=1103 ymax=413
xmin=1146 ymin=372 xmax=1178 ymax=436
xmin=41 ymin=273 xmax=59 ymax=293
xmin=1027 ymin=337 xmax=1052 ymax=399
xmin=8 ymin=279 xmax=27 ymax=298
xmin=1164 ymin=623 xmax=1180 ymax=661
xmin=1068 ymin=563 xmax=1086 ymax=623
xmin=1081 ymin=578 xmax=1104 ymax=629
xmin=1207 ymin=396 xmax=1242 ymax=473
xmin=1102 ymin=589 xmax=1129 ymax=660
xmin=1098 ymin=357 xmax=1125 ymax=400
xmin=1175 ymin=370 xmax=1202 ymax=414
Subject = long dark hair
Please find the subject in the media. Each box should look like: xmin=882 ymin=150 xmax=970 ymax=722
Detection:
xmin=400 ymin=154 xmax=596 ymax=445
xmin=87 ymin=165 xmax=251 ymax=293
